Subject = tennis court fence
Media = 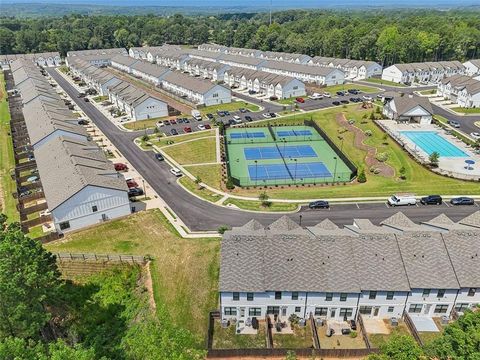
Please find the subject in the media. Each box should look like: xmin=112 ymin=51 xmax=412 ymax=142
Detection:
xmin=231 ymin=171 xmax=354 ymax=187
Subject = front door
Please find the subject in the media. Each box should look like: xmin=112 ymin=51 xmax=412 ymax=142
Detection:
xmin=330 ymin=308 xmax=336 ymax=319
xmin=424 ymin=304 xmax=432 ymax=315
xmin=240 ymin=307 xmax=245 ymax=318
xmin=373 ymin=307 xmax=380 ymax=317
xmin=281 ymin=307 xmax=287 ymax=317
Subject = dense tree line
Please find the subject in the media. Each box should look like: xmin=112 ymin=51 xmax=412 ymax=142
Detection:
xmin=0 ymin=10 xmax=479 ymax=65
xmin=0 ymin=215 xmax=204 ymax=359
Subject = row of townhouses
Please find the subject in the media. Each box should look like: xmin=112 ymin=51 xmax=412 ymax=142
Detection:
xmin=219 ymin=213 xmax=480 ymax=324
xmin=437 ymin=74 xmax=480 ymax=108
xmin=464 ymin=60 xmax=480 ymax=77
xmin=10 ymin=59 xmax=131 ymax=234
xmin=381 ymin=61 xmax=466 ymax=85
xmin=65 ymin=48 xmax=128 ymax=67
xmin=0 ymin=52 xmax=61 ymax=70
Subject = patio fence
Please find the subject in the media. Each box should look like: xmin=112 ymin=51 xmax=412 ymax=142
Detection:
xmin=356 ymin=314 xmax=373 ymax=349
xmin=309 ymin=313 xmax=321 ymax=349
xmin=403 ymin=311 xmax=424 ymax=346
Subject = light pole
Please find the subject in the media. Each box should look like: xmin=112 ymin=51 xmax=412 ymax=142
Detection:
xmin=299 ymin=214 xmax=303 ymax=226
xmin=255 ymin=160 xmax=258 ymax=187
xmin=333 ymin=156 xmax=338 ymax=181
xmin=142 ymin=179 xmax=146 ymax=200
xmin=294 ymin=159 xmax=298 ymax=180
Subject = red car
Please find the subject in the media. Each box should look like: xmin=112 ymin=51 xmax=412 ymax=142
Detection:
xmin=114 ymin=163 xmax=128 ymax=171
xmin=170 ymin=119 xmax=177 ymax=124
xmin=183 ymin=126 xmax=192 ymax=133
xmin=296 ymin=97 xmax=305 ymax=103
xmin=204 ymin=124 xmax=211 ymax=129
xmin=126 ymin=180 xmax=138 ymax=188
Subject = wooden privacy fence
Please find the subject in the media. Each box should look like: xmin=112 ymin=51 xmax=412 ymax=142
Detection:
xmin=55 ymin=252 xmax=148 ymax=265
xmin=207 ymin=348 xmax=378 ymax=358
xmin=357 ymin=314 xmax=373 ymax=349
xmin=403 ymin=311 xmax=423 ymax=346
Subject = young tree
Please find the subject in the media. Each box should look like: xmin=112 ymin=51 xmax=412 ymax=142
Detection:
xmin=399 ymin=166 xmax=407 ymax=180
xmin=0 ymin=216 xmax=62 ymax=340
xmin=429 ymin=151 xmax=440 ymax=167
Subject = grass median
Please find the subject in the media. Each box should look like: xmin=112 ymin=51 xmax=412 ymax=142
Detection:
xmin=451 ymin=107 xmax=480 ymax=114
xmin=162 ymin=137 xmax=217 ymax=165
xmin=223 ymin=198 xmax=299 ymax=212
xmin=363 ymin=78 xmax=407 ymax=87
xmin=199 ymin=100 xmax=259 ymax=116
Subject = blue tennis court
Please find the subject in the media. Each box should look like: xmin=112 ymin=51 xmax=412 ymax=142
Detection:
xmin=229 ymin=132 xmax=266 ymax=139
xmin=248 ymin=162 xmax=332 ymax=180
xmin=277 ymin=130 xmax=313 ymax=137
xmin=244 ymin=145 xmax=317 ymax=160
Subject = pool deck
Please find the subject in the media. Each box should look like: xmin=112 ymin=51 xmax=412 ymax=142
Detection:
xmin=377 ymin=120 xmax=480 ymax=180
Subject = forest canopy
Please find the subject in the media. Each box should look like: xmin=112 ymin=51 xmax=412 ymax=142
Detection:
xmin=0 ymin=9 xmax=479 ymax=65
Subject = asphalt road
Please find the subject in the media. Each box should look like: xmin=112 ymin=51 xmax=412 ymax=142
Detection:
xmin=48 ymin=68 xmax=479 ymax=231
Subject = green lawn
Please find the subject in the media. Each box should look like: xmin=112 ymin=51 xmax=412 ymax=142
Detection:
xmin=322 ymin=83 xmax=379 ymax=94
xmin=317 ymin=325 xmax=366 ymax=349
xmin=221 ymin=105 xmax=480 ymax=199
xmin=45 ymin=209 xmax=220 ymax=344
xmin=148 ymin=129 xmax=215 ymax=148
xmin=93 ymin=95 xmax=109 ymax=103
xmin=276 ymin=95 xmax=308 ymax=105
xmin=0 ymin=73 xmax=19 ymax=222
xmin=451 ymin=107 xmax=480 ymax=114
xmin=272 ymin=323 xmax=314 ymax=348
xmin=213 ymin=320 xmax=267 ymax=349
xmin=364 ymin=78 xmax=407 ymax=87
xmin=183 ymin=164 xmax=222 ymax=189
xmin=419 ymin=89 xmax=437 ymax=95
xmin=179 ymin=176 xmax=223 ymax=203
xmin=123 ymin=115 xmax=175 ymax=130
xmin=368 ymin=320 xmax=412 ymax=348
xmin=162 ymin=137 xmax=217 ymax=165
xmin=199 ymin=101 xmax=259 ymax=116
xmin=223 ymin=198 xmax=299 ymax=212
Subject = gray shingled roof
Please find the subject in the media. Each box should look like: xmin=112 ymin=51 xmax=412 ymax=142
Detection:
xmin=263 ymin=60 xmax=341 ymax=76
xmin=131 ymin=59 xmax=171 ymax=78
xmin=390 ymin=95 xmax=433 ymax=116
xmin=459 ymin=211 xmax=480 ymax=228
xmin=162 ymin=71 xmax=227 ymax=94
xmin=34 ymin=136 xmax=128 ymax=210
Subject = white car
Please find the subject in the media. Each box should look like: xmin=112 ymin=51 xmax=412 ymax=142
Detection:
xmin=323 ymin=92 xmax=331 ymax=98
xmin=388 ymin=194 xmax=417 ymax=207
xmin=156 ymin=121 xmax=165 ymax=127
xmin=233 ymin=116 xmax=242 ymax=124
xmin=471 ymin=132 xmax=480 ymax=140
xmin=197 ymin=124 xmax=206 ymax=131
xmin=170 ymin=168 xmax=182 ymax=177
xmin=309 ymin=93 xmax=323 ymax=100
xmin=262 ymin=113 xmax=271 ymax=118
xmin=363 ymin=95 xmax=373 ymax=101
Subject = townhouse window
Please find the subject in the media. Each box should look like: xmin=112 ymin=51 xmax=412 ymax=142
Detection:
xmin=339 ymin=308 xmax=353 ymax=318
xmin=59 ymin=221 xmax=70 ymax=230
xmin=249 ymin=308 xmax=261 ymax=316
xmin=247 ymin=293 xmax=254 ymax=301
xmin=434 ymin=305 xmax=449 ymax=314
xmin=291 ymin=292 xmax=298 ymax=300
xmin=340 ymin=293 xmax=347 ymax=302
xmin=224 ymin=307 xmax=237 ymax=316
xmin=468 ymin=288 xmax=476 ymax=297
xmin=325 ymin=293 xmax=333 ymax=301
xmin=295 ymin=307 xmax=301 ymax=313
xmin=423 ymin=289 xmax=431 ymax=297
xmin=455 ymin=303 xmax=469 ymax=312
xmin=359 ymin=306 xmax=372 ymax=315
xmin=369 ymin=291 xmax=377 ymax=300
xmin=386 ymin=292 xmax=395 ymax=300
xmin=92 ymin=205 xmax=98 ymax=212
xmin=437 ymin=289 xmax=446 ymax=298
xmin=388 ymin=306 xmax=395 ymax=313
xmin=409 ymin=304 xmax=423 ymax=313
xmin=232 ymin=292 xmax=239 ymax=301
xmin=315 ymin=307 xmax=328 ymax=316
xmin=275 ymin=292 xmax=282 ymax=300
xmin=266 ymin=306 xmax=280 ymax=315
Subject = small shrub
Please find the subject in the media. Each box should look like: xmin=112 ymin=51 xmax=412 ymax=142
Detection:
xmin=350 ymin=331 xmax=358 ymax=338
xmin=226 ymin=177 xmax=235 ymax=190
xmin=141 ymin=134 xmax=149 ymax=142
xmin=376 ymin=152 xmax=389 ymax=162
xmin=218 ymin=225 xmax=229 ymax=234
xmin=357 ymin=169 xmax=367 ymax=183
xmin=364 ymin=130 xmax=373 ymax=137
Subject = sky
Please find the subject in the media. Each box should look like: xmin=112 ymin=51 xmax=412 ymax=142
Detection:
xmin=3 ymin=0 xmax=479 ymax=7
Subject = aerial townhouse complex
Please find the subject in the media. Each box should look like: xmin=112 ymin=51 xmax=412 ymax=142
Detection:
xmin=308 ymin=56 xmax=382 ymax=80
xmin=65 ymin=48 xmax=128 ymax=67
xmin=10 ymin=59 xmax=131 ymax=234
xmin=68 ymin=58 xmax=122 ymax=96
xmin=463 ymin=59 xmax=480 ymax=77
xmin=437 ymin=74 xmax=480 ymax=108
xmin=0 ymin=52 xmax=61 ymax=70
xmin=381 ymin=61 xmax=465 ymax=85
xmin=219 ymin=213 xmax=480 ymax=326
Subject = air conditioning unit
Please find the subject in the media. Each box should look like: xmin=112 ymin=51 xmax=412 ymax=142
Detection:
xmin=441 ymin=316 xmax=449 ymax=325
xmin=390 ymin=317 xmax=398 ymax=326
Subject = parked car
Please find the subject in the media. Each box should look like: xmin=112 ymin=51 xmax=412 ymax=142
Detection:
xmin=156 ymin=121 xmax=165 ymax=127
xmin=309 ymin=93 xmax=323 ymax=100
xmin=262 ymin=113 xmax=272 ymax=118
xmin=269 ymin=96 xmax=278 ymax=101
xmin=248 ymin=90 xmax=256 ymax=95
xmin=163 ymin=120 xmax=171 ymax=126
xmin=420 ymin=195 xmax=443 ymax=205
xmin=217 ymin=110 xmax=226 ymax=117
xmin=128 ymin=187 xmax=144 ymax=197
xmin=228 ymin=119 xmax=236 ymax=125
xmin=114 ymin=163 xmax=128 ymax=171
xmin=336 ymin=91 xmax=346 ymax=96
xmin=332 ymin=101 xmax=341 ymax=106
xmin=363 ymin=95 xmax=373 ymax=101
xmin=170 ymin=168 xmax=182 ymax=177
xmin=183 ymin=126 xmax=192 ymax=133
xmin=206 ymin=113 xmax=214 ymax=119
xmin=170 ymin=129 xmax=178 ymax=135
xmin=245 ymin=115 xmax=253 ymax=122
xmin=126 ymin=180 xmax=139 ymax=188
xmin=78 ymin=119 xmax=89 ymax=125
xmin=388 ymin=194 xmax=416 ymax=206
xmin=323 ymin=92 xmax=331 ymax=98
xmin=183 ymin=118 xmax=190 ymax=123
xmin=77 ymin=93 xmax=86 ymax=98
xmin=269 ymin=112 xmax=277 ymax=118
xmin=177 ymin=118 xmax=184 ymax=124
xmin=348 ymin=89 xmax=359 ymax=94
xmin=154 ymin=153 xmax=164 ymax=161
xmin=83 ymin=98 xmax=90 ymax=102
xmin=470 ymin=132 xmax=480 ymax=140
xmin=448 ymin=120 xmax=461 ymax=128
xmin=204 ymin=124 xmax=211 ymax=129
xmin=296 ymin=97 xmax=305 ymax=103
xmin=308 ymin=200 xmax=329 ymax=209
xmin=239 ymin=108 xmax=248 ymax=113
xmin=450 ymin=197 xmax=474 ymax=205
xmin=224 ymin=111 xmax=230 ymax=116
xmin=170 ymin=119 xmax=177 ymax=124
xmin=340 ymin=100 xmax=350 ymax=104
xmin=197 ymin=124 xmax=206 ymax=131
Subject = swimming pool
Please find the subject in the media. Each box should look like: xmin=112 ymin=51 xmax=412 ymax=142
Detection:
xmin=400 ymin=131 xmax=468 ymax=157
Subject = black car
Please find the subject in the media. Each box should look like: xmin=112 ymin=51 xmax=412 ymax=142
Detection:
xmin=269 ymin=112 xmax=277 ymax=118
xmin=450 ymin=197 xmax=474 ymax=205
xmin=228 ymin=119 xmax=236 ymax=125
xmin=308 ymin=200 xmax=329 ymax=209
xmin=239 ymin=108 xmax=248 ymax=113
xmin=84 ymin=98 xmax=89 ymax=102
xmin=349 ymin=97 xmax=357 ymax=102
xmin=248 ymin=90 xmax=256 ymax=95
xmin=336 ymin=91 xmax=345 ymax=96
xmin=348 ymin=89 xmax=359 ymax=94
xmin=77 ymin=93 xmax=86 ymax=98
xmin=245 ymin=115 xmax=253 ymax=122
xmin=224 ymin=110 xmax=230 ymax=116
xmin=420 ymin=195 xmax=443 ymax=205
xmin=340 ymin=100 xmax=350 ymax=104
xmin=183 ymin=118 xmax=190 ymax=123
xmin=217 ymin=111 xmax=226 ymax=117
xmin=155 ymin=153 xmax=164 ymax=161
xmin=78 ymin=119 xmax=89 ymax=125
xmin=128 ymin=187 xmax=144 ymax=197
xmin=206 ymin=113 xmax=214 ymax=119
xmin=332 ymin=101 xmax=341 ymax=106
xmin=170 ymin=129 xmax=178 ymax=136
